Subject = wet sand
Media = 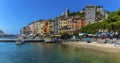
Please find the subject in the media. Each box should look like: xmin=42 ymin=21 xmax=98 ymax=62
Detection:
xmin=62 ymin=42 xmax=120 ymax=53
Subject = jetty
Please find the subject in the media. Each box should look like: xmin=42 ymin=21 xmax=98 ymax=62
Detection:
xmin=0 ymin=39 xmax=44 ymax=42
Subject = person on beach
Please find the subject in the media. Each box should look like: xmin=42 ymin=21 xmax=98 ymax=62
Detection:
xmin=86 ymin=35 xmax=91 ymax=43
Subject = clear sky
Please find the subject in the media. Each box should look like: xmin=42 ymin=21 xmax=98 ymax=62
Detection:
xmin=0 ymin=0 xmax=120 ymax=34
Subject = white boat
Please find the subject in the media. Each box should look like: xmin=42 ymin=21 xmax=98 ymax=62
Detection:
xmin=16 ymin=40 xmax=24 ymax=45
xmin=45 ymin=38 xmax=61 ymax=43
xmin=45 ymin=38 xmax=52 ymax=43
xmin=16 ymin=37 xmax=24 ymax=45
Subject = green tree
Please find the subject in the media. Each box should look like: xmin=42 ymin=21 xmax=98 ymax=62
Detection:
xmin=73 ymin=32 xmax=79 ymax=36
xmin=96 ymin=11 xmax=103 ymax=21
xmin=61 ymin=32 xmax=69 ymax=37
xmin=80 ymin=9 xmax=120 ymax=34
xmin=69 ymin=11 xmax=85 ymax=18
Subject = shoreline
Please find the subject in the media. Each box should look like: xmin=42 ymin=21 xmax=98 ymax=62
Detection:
xmin=1 ymin=40 xmax=120 ymax=53
xmin=61 ymin=42 xmax=120 ymax=53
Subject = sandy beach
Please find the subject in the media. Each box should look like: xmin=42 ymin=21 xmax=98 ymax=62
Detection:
xmin=62 ymin=42 xmax=120 ymax=53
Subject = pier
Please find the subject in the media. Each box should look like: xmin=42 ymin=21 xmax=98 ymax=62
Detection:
xmin=0 ymin=39 xmax=44 ymax=42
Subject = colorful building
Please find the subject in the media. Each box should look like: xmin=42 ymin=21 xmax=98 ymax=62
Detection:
xmin=59 ymin=16 xmax=85 ymax=35
xmin=37 ymin=21 xmax=43 ymax=35
xmin=28 ymin=22 xmax=37 ymax=35
xmin=21 ymin=17 xmax=85 ymax=36
xmin=69 ymin=18 xmax=85 ymax=35
xmin=42 ymin=20 xmax=49 ymax=35
xmin=20 ymin=26 xmax=30 ymax=36
xmin=49 ymin=20 xmax=55 ymax=35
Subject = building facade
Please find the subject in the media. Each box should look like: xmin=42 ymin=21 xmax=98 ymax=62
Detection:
xmin=49 ymin=20 xmax=55 ymax=35
xmin=59 ymin=16 xmax=85 ymax=35
xmin=85 ymin=5 xmax=96 ymax=25
xmin=37 ymin=21 xmax=43 ymax=35
xmin=84 ymin=5 xmax=109 ymax=25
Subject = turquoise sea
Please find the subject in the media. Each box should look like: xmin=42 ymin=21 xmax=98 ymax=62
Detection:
xmin=0 ymin=42 xmax=120 ymax=63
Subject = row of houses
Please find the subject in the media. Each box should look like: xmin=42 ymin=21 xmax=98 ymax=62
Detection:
xmin=21 ymin=16 xmax=85 ymax=36
xmin=21 ymin=5 xmax=109 ymax=36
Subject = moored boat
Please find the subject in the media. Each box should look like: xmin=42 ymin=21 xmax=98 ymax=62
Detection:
xmin=45 ymin=38 xmax=61 ymax=43
xmin=16 ymin=37 xmax=24 ymax=45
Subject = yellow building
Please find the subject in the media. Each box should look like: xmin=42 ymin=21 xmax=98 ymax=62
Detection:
xmin=32 ymin=20 xmax=55 ymax=36
xmin=60 ymin=18 xmax=71 ymax=33
xmin=37 ymin=21 xmax=43 ymax=35
xmin=59 ymin=17 xmax=85 ymax=35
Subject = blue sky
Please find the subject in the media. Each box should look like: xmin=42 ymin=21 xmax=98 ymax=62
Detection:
xmin=0 ymin=0 xmax=120 ymax=34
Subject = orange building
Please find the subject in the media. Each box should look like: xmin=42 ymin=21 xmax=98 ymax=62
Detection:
xmin=42 ymin=20 xmax=49 ymax=35
xmin=28 ymin=22 xmax=38 ymax=35
xmin=60 ymin=17 xmax=85 ymax=35
xmin=69 ymin=18 xmax=85 ymax=35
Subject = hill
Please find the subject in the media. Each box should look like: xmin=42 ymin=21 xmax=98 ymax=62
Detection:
xmin=80 ymin=9 xmax=120 ymax=34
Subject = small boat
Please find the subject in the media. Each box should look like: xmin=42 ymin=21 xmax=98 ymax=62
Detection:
xmin=45 ymin=38 xmax=61 ymax=43
xmin=16 ymin=37 xmax=24 ymax=45
xmin=16 ymin=40 xmax=24 ymax=45
xmin=45 ymin=38 xmax=52 ymax=43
